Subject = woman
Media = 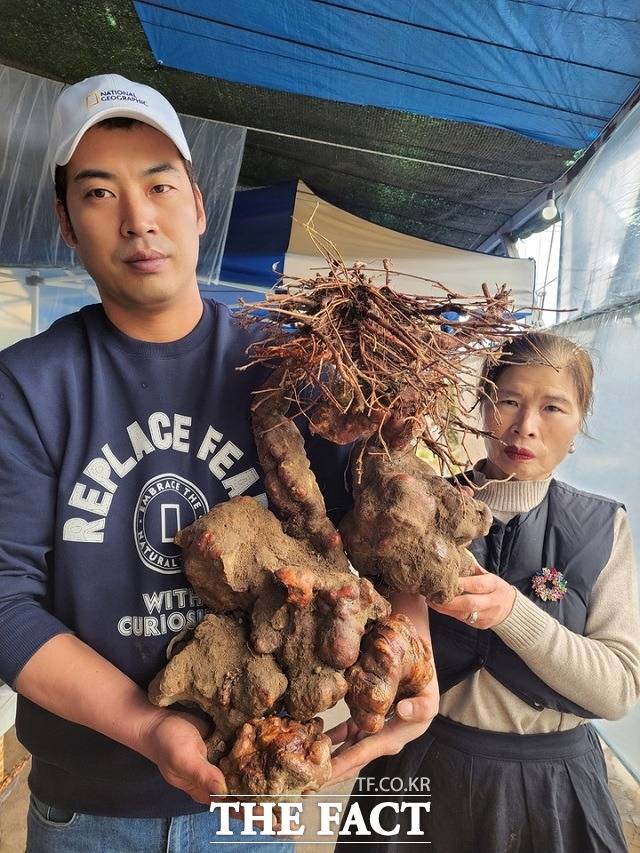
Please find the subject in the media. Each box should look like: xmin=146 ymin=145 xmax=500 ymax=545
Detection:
xmin=333 ymin=331 xmax=640 ymax=853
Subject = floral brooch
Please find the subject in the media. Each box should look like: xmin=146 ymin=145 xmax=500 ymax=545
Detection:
xmin=531 ymin=567 xmax=568 ymax=602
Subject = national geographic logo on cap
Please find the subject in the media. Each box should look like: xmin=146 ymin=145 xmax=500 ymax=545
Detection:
xmin=86 ymin=90 xmax=101 ymax=109
xmin=85 ymin=88 xmax=148 ymax=110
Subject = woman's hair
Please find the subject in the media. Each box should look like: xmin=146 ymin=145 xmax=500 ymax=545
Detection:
xmin=480 ymin=331 xmax=594 ymax=425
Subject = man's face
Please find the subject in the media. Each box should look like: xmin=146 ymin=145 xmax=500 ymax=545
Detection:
xmin=57 ymin=122 xmax=206 ymax=314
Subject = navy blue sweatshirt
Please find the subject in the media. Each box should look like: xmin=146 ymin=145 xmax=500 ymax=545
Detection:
xmin=0 ymin=299 xmax=350 ymax=817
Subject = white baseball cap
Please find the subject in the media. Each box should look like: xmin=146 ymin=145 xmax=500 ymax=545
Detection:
xmin=47 ymin=73 xmax=192 ymax=179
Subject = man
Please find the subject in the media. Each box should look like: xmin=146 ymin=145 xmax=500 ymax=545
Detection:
xmin=0 ymin=74 xmax=436 ymax=852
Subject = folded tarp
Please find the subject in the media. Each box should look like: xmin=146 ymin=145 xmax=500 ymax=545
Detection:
xmin=221 ymin=181 xmax=535 ymax=306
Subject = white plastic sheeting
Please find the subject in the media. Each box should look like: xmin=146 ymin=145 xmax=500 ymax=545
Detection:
xmin=557 ymin=100 xmax=640 ymax=319
xmin=516 ymin=223 xmax=561 ymax=327
xmin=0 ymin=65 xmax=70 ymax=267
xmin=553 ymin=304 xmax=640 ymax=781
xmin=0 ymin=267 xmax=99 ymax=349
xmin=552 ymin=96 xmax=640 ymax=780
xmin=0 ymin=63 xmax=245 ymax=283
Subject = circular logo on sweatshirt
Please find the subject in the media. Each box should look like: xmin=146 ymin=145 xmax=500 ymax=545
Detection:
xmin=134 ymin=473 xmax=209 ymax=574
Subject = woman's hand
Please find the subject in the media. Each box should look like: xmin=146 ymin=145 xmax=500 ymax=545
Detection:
xmin=428 ymin=563 xmax=517 ymax=630
xmin=326 ymin=672 xmax=439 ymax=785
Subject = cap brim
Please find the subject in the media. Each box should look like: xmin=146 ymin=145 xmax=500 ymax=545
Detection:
xmin=52 ymin=106 xmax=192 ymax=178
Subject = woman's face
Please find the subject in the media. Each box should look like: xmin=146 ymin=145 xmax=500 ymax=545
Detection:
xmin=483 ymin=364 xmax=583 ymax=481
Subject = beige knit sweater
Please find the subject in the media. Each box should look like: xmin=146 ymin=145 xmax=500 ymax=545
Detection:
xmin=438 ymin=466 xmax=640 ymax=733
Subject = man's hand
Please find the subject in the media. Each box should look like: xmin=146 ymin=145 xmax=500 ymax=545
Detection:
xmin=15 ymin=634 xmax=234 ymax=808
xmin=326 ymin=659 xmax=439 ymax=785
xmin=429 ymin=563 xmax=517 ymax=630
xmin=139 ymin=709 xmax=228 ymax=804
xmin=322 ymin=588 xmax=439 ymax=786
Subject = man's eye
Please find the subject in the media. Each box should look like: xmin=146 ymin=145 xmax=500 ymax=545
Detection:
xmin=498 ymin=399 xmax=517 ymax=406
xmin=151 ymin=184 xmax=172 ymax=194
xmin=86 ymin=188 xmax=113 ymax=199
xmin=546 ymin=405 xmax=561 ymax=413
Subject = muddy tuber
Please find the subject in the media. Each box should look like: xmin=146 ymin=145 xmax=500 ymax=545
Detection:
xmin=220 ymin=716 xmax=332 ymax=796
xmin=341 ymin=447 xmax=492 ymax=603
xmin=148 ymin=612 xmax=288 ymax=763
xmin=149 ymin=493 xmax=430 ymax=790
xmin=346 ymin=614 xmax=434 ymax=733
xmin=171 ymin=495 xmax=391 ymax=719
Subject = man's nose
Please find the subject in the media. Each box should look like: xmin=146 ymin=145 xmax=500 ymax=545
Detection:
xmin=119 ymin=192 xmax=158 ymax=238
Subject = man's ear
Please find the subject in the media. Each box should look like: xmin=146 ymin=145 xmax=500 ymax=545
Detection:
xmin=55 ymin=200 xmax=77 ymax=248
xmin=193 ymin=184 xmax=207 ymax=236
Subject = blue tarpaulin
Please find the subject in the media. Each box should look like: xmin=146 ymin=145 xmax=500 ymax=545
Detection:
xmin=4 ymin=0 xmax=640 ymax=249
xmin=134 ymin=0 xmax=640 ymax=148
xmin=219 ymin=181 xmax=297 ymax=287
xmin=5 ymin=0 xmax=640 ymax=249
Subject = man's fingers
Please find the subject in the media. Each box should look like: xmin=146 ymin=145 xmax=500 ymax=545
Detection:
xmin=330 ymin=763 xmax=365 ymax=785
xmin=181 ymin=775 xmax=218 ymax=805
xmin=396 ymin=695 xmax=435 ymax=724
xmin=169 ymin=754 xmax=227 ymax=804
xmin=196 ymin=757 xmax=227 ymax=795
xmin=173 ymin=708 xmax=212 ymax=740
xmin=185 ymin=788 xmax=211 ymax=805
xmin=327 ymin=719 xmax=360 ymax=745
xmin=327 ymin=721 xmax=350 ymax=744
xmin=331 ymin=739 xmax=357 ymax=759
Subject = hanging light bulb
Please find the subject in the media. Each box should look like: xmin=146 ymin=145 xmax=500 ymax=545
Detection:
xmin=541 ymin=190 xmax=558 ymax=221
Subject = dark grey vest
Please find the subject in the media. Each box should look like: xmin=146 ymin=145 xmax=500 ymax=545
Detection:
xmin=431 ymin=478 xmax=622 ymax=717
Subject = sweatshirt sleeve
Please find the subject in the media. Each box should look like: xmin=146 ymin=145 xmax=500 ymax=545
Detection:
xmin=0 ymin=364 xmax=73 ymax=688
xmin=493 ymin=507 xmax=640 ymax=720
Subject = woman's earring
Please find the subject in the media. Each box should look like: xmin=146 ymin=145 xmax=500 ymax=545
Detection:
xmin=568 ymin=440 xmax=576 ymax=454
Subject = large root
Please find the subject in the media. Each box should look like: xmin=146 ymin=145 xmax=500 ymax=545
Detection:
xmin=220 ymin=716 xmax=332 ymax=795
xmin=149 ymin=427 xmax=478 ymax=790
xmin=148 ymin=613 xmax=288 ymax=762
xmin=150 ymin=494 xmax=402 ymax=788
xmin=250 ymin=370 xmax=348 ymax=563
xmin=309 ymin=386 xmax=424 ymax=451
xmin=150 ymin=442 xmax=472 ymax=788
xmin=149 ymin=252 xmax=512 ymax=794
xmin=174 ymin=496 xmax=390 ymax=714
xmin=346 ymin=614 xmax=433 ymax=733
xmin=239 ymin=258 xmax=515 ymax=470
xmin=341 ymin=447 xmax=492 ymax=603
xmin=266 ymin=566 xmax=390 ymax=719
